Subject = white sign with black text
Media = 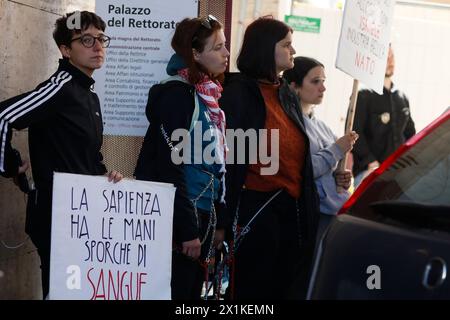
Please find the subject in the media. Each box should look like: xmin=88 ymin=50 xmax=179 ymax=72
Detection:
xmin=49 ymin=173 xmax=175 ymax=300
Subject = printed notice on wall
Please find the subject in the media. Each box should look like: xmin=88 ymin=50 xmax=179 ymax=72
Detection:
xmin=48 ymin=173 xmax=175 ymax=300
xmin=94 ymin=0 xmax=198 ymax=136
xmin=335 ymin=0 xmax=395 ymax=94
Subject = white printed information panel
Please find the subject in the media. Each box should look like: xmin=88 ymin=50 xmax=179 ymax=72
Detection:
xmin=49 ymin=173 xmax=175 ymax=300
xmin=94 ymin=0 xmax=198 ymax=136
xmin=335 ymin=0 xmax=395 ymax=94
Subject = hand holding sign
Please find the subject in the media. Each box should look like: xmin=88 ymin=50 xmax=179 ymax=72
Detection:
xmin=335 ymin=0 xmax=395 ymax=193
xmin=107 ymin=170 xmax=124 ymax=183
xmin=336 ymin=131 xmax=359 ymax=154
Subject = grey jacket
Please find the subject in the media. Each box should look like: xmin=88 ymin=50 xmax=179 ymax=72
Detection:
xmin=303 ymin=113 xmax=350 ymax=215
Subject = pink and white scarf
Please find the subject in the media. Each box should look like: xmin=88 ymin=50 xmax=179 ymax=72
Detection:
xmin=177 ymin=68 xmax=226 ymax=134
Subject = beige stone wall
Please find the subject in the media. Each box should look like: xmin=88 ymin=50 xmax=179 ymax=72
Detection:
xmin=229 ymin=0 xmax=282 ymax=71
xmin=0 ymin=0 xmax=94 ymax=300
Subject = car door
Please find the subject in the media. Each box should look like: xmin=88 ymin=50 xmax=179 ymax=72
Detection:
xmin=309 ymin=111 xmax=450 ymax=299
xmin=310 ymin=214 xmax=450 ymax=299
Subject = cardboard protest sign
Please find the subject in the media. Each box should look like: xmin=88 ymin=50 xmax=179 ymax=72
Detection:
xmin=336 ymin=0 xmax=395 ymax=94
xmin=49 ymin=173 xmax=175 ymax=300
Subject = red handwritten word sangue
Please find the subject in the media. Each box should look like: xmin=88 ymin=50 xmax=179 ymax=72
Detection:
xmin=87 ymin=268 xmax=147 ymax=300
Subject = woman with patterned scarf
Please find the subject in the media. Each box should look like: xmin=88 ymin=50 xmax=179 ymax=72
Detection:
xmin=134 ymin=15 xmax=230 ymax=299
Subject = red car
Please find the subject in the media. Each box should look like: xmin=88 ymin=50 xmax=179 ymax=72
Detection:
xmin=308 ymin=108 xmax=450 ymax=299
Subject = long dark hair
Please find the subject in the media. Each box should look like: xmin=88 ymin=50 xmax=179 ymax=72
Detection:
xmin=283 ymin=56 xmax=324 ymax=87
xmin=172 ymin=16 xmax=223 ymax=84
xmin=237 ymin=16 xmax=292 ymax=83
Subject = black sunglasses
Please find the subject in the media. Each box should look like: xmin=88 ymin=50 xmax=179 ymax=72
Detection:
xmin=192 ymin=15 xmax=219 ymax=45
xmin=200 ymin=14 xmax=218 ymax=29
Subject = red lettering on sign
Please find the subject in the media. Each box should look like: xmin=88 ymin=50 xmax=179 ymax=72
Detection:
xmin=87 ymin=267 xmax=148 ymax=300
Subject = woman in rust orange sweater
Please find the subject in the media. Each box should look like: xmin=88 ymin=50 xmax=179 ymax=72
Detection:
xmin=220 ymin=16 xmax=319 ymax=299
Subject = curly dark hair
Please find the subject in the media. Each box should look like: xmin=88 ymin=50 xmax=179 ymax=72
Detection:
xmin=53 ymin=11 xmax=106 ymax=47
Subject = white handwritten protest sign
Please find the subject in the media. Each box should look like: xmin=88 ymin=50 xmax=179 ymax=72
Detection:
xmin=335 ymin=0 xmax=395 ymax=94
xmin=48 ymin=173 xmax=175 ymax=300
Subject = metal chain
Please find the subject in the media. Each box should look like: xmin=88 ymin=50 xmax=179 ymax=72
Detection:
xmin=232 ymin=189 xmax=282 ymax=251
xmin=161 ymin=119 xmax=221 ymax=298
xmin=161 ymin=122 xmax=218 ymax=257
xmin=192 ymin=171 xmax=218 ymax=300
xmin=189 ymin=170 xmax=218 ymax=268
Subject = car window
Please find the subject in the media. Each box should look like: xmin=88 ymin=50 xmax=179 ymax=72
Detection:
xmin=350 ymin=118 xmax=450 ymax=217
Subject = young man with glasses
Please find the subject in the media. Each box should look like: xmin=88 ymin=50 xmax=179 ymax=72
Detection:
xmin=0 ymin=11 xmax=121 ymax=299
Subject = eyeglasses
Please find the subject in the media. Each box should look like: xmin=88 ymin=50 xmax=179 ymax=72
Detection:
xmin=200 ymin=15 xmax=218 ymax=29
xmin=70 ymin=34 xmax=111 ymax=48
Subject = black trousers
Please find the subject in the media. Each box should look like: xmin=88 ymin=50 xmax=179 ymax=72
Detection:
xmin=171 ymin=209 xmax=215 ymax=300
xmin=26 ymin=188 xmax=52 ymax=299
xmin=232 ymin=189 xmax=309 ymax=300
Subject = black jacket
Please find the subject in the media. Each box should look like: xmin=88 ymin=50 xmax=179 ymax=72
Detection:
xmin=219 ymin=73 xmax=319 ymax=248
xmin=351 ymin=86 xmax=416 ymax=176
xmin=0 ymin=59 xmax=107 ymax=187
xmin=0 ymin=59 xmax=107 ymax=246
xmin=134 ymin=80 xmax=228 ymax=243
